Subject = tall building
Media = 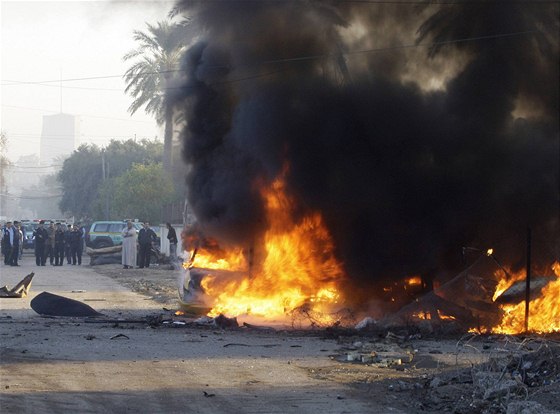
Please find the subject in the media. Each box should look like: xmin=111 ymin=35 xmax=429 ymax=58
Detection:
xmin=40 ymin=113 xmax=78 ymax=166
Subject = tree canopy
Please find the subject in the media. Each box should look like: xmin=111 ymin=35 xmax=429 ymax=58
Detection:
xmin=58 ymin=139 xmax=163 ymax=218
xmin=95 ymin=162 xmax=175 ymax=223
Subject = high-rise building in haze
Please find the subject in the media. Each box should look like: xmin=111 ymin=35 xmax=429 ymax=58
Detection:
xmin=40 ymin=113 xmax=78 ymax=166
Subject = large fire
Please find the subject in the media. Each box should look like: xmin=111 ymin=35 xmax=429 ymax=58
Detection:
xmin=184 ymin=175 xmax=346 ymax=324
xmin=489 ymin=262 xmax=560 ymax=334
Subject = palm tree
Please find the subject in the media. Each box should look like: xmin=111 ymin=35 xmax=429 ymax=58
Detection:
xmin=123 ymin=19 xmax=192 ymax=173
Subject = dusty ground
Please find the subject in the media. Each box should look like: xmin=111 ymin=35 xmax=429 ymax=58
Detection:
xmin=1 ymin=257 xmax=559 ymax=413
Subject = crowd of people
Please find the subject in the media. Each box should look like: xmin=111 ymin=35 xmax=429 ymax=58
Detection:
xmin=1 ymin=220 xmax=85 ymax=267
xmin=2 ymin=219 xmax=179 ymax=269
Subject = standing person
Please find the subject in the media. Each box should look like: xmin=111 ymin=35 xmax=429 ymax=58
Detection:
xmin=2 ymin=221 xmax=14 ymax=265
xmin=33 ymin=220 xmax=48 ymax=266
xmin=121 ymin=221 xmax=137 ymax=269
xmin=166 ymin=222 xmax=178 ymax=262
xmin=69 ymin=225 xmax=82 ymax=265
xmin=137 ymin=222 xmax=157 ymax=269
xmin=53 ymin=223 xmax=66 ymax=266
xmin=64 ymin=224 xmax=72 ymax=264
xmin=45 ymin=222 xmax=56 ymax=265
xmin=75 ymin=222 xmax=85 ymax=265
xmin=14 ymin=221 xmax=23 ymax=261
xmin=15 ymin=222 xmax=24 ymax=260
xmin=10 ymin=221 xmax=21 ymax=266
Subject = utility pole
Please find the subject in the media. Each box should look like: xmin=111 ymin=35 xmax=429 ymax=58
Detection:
xmin=101 ymin=149 xmax=109 ymax=220
xmin=524 ymin=227 xmax=532 ymax=333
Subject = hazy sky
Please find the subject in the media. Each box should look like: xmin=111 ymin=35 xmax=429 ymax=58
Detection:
xmin=1 ymin=0 xmax=178 ymax=162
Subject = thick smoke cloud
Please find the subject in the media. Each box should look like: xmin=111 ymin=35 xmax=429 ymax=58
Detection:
xmin=173 ymin=0 xmax=559 ymax=295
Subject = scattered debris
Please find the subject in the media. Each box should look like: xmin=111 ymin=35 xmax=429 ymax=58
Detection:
xmin=203 ymin=391 xmax=215 ymax=398
xmin=355 ymin=317 xmax=376 ymax=330
xmin=242 ymin=322 xmax=276 ymax=331
xmin=84 ymin=334 xmax=96 ymax=340
xmin=495 ymin=276 xmax=556 ymax=304
xmin=30 ymin=292 xmax=103 ymax=317
xmin=86 ymin=246 xmax=122 ymax=265
xmin=195 ymin=314 xmax=238 ymax=328
xmin=506 ymin=400 xmax=559 ymax=414
xmin=0 ymin=273 xmax=34 ymax=298
xmin=110 ymin=333 xmax=130 ymax=340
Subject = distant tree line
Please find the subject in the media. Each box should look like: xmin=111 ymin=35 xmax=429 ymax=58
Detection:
xmin=58 ymin=139 xmax=176 ymax=223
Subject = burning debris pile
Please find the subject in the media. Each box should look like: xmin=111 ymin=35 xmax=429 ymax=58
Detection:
xmin=170 ymin=1 xmax=559 ymax=329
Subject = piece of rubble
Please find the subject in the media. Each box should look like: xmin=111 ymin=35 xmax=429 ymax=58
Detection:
xmin=110 ymin=333 xmax=129 ymax=340
xmin=194 ymin=314 xmax=238 ymax=328
xmin=355 ymin=317 xmax=376 ymax=330
xmin=0 ymin=273 xmax=34 ymax=298
xmin=30 ymin=291 xmax=103 ymax=317
xmin=483 ymin=379 xmax=519 ymax=400
xmin=506 ymin=400 xmax=560 ymax=414
xmin=496 ymin=276 xmax=556 ymax=304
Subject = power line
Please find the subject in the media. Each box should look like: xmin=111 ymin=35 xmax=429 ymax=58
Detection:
xmin=0 ymin=29 xmax=540 ymax=88
xmin=5 ymin=164 xmax=62 ymax=169
xmin=0 ymin=193 xmax=62 ymax=199
xmin=2 ymin=79 xmax=123 ymax=91
xmin=1 ymin=104 xmax=156 ymax=123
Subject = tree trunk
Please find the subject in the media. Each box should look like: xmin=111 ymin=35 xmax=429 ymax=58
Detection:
xmin=163 ymin=101 xmax=173 ymax=174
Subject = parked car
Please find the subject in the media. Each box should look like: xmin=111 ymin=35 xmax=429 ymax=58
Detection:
xmin=86 ymin=221 xmax=142 ymax=249
xmin=21 ymin=221 xmax=39 ymax=249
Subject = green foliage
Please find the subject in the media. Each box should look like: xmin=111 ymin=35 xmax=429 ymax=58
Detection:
xmin=95 ymin=163 xmax=175 ymax=223
xmin=58 ymin=139 xmax=163 ymax=217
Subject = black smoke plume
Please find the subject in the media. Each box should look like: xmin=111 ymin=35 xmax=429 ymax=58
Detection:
xmin=172 ymin=0 xmax=559 ymax=300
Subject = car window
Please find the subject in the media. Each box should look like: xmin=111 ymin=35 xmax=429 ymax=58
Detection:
xmin=109 ymin=223 xmax=124 ymax=232
xmin=94 ymin=223 xmax=109 ymax=232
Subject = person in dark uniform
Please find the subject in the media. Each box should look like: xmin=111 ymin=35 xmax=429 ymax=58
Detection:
xmin=64 ymin=224 xmax=73 ymax=264
xmin=69 ymin=225 xmax=82 ymax=265
xmin=137 ymin=222 xmax=157 ymax=268
xmin=2 ymin=221 xmax=14 ymax=265
xmin=45 ymin=222 xmax=56 ymax=265
xmin=53 ymin=223 xmax=66 ymax=266
xmin=166 ymin=222 xmax=178 ymax=261
xmin=75 ymin=222 xmax=84 ymax=265
xmin=33 ymin=220 xmax=48 ymax=266
xmin=10 ymin=221 xmax=20 ymax=266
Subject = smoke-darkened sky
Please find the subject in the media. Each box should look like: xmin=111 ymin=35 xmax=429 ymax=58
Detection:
xmin=173 ymin=0 xmax=559 ymax=292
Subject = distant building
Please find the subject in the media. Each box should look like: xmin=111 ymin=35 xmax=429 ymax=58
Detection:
xmin=40 ymin=113 xmax=78 ymax=167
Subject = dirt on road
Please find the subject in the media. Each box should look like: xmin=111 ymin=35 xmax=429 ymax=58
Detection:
xmin=1 ymin=260 xmax=559 ymax=413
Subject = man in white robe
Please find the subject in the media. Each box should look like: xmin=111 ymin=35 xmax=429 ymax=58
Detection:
xmin=121 ymin=221 xmax=137 ymax=269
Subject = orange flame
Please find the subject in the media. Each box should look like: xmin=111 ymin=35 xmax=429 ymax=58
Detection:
xmin=406 ymin=276 xmax=422 ymax=286
xmin=187 ymin=175 xmax=345 ymax=324
xmin=490 ymin=262 xmax=560 ymax=334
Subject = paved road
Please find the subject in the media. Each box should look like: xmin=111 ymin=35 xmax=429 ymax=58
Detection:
xmin=0 ymin=253 xmax=163 ymax=319
xmin=0 ymin=255 xmax=401 ymax=413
